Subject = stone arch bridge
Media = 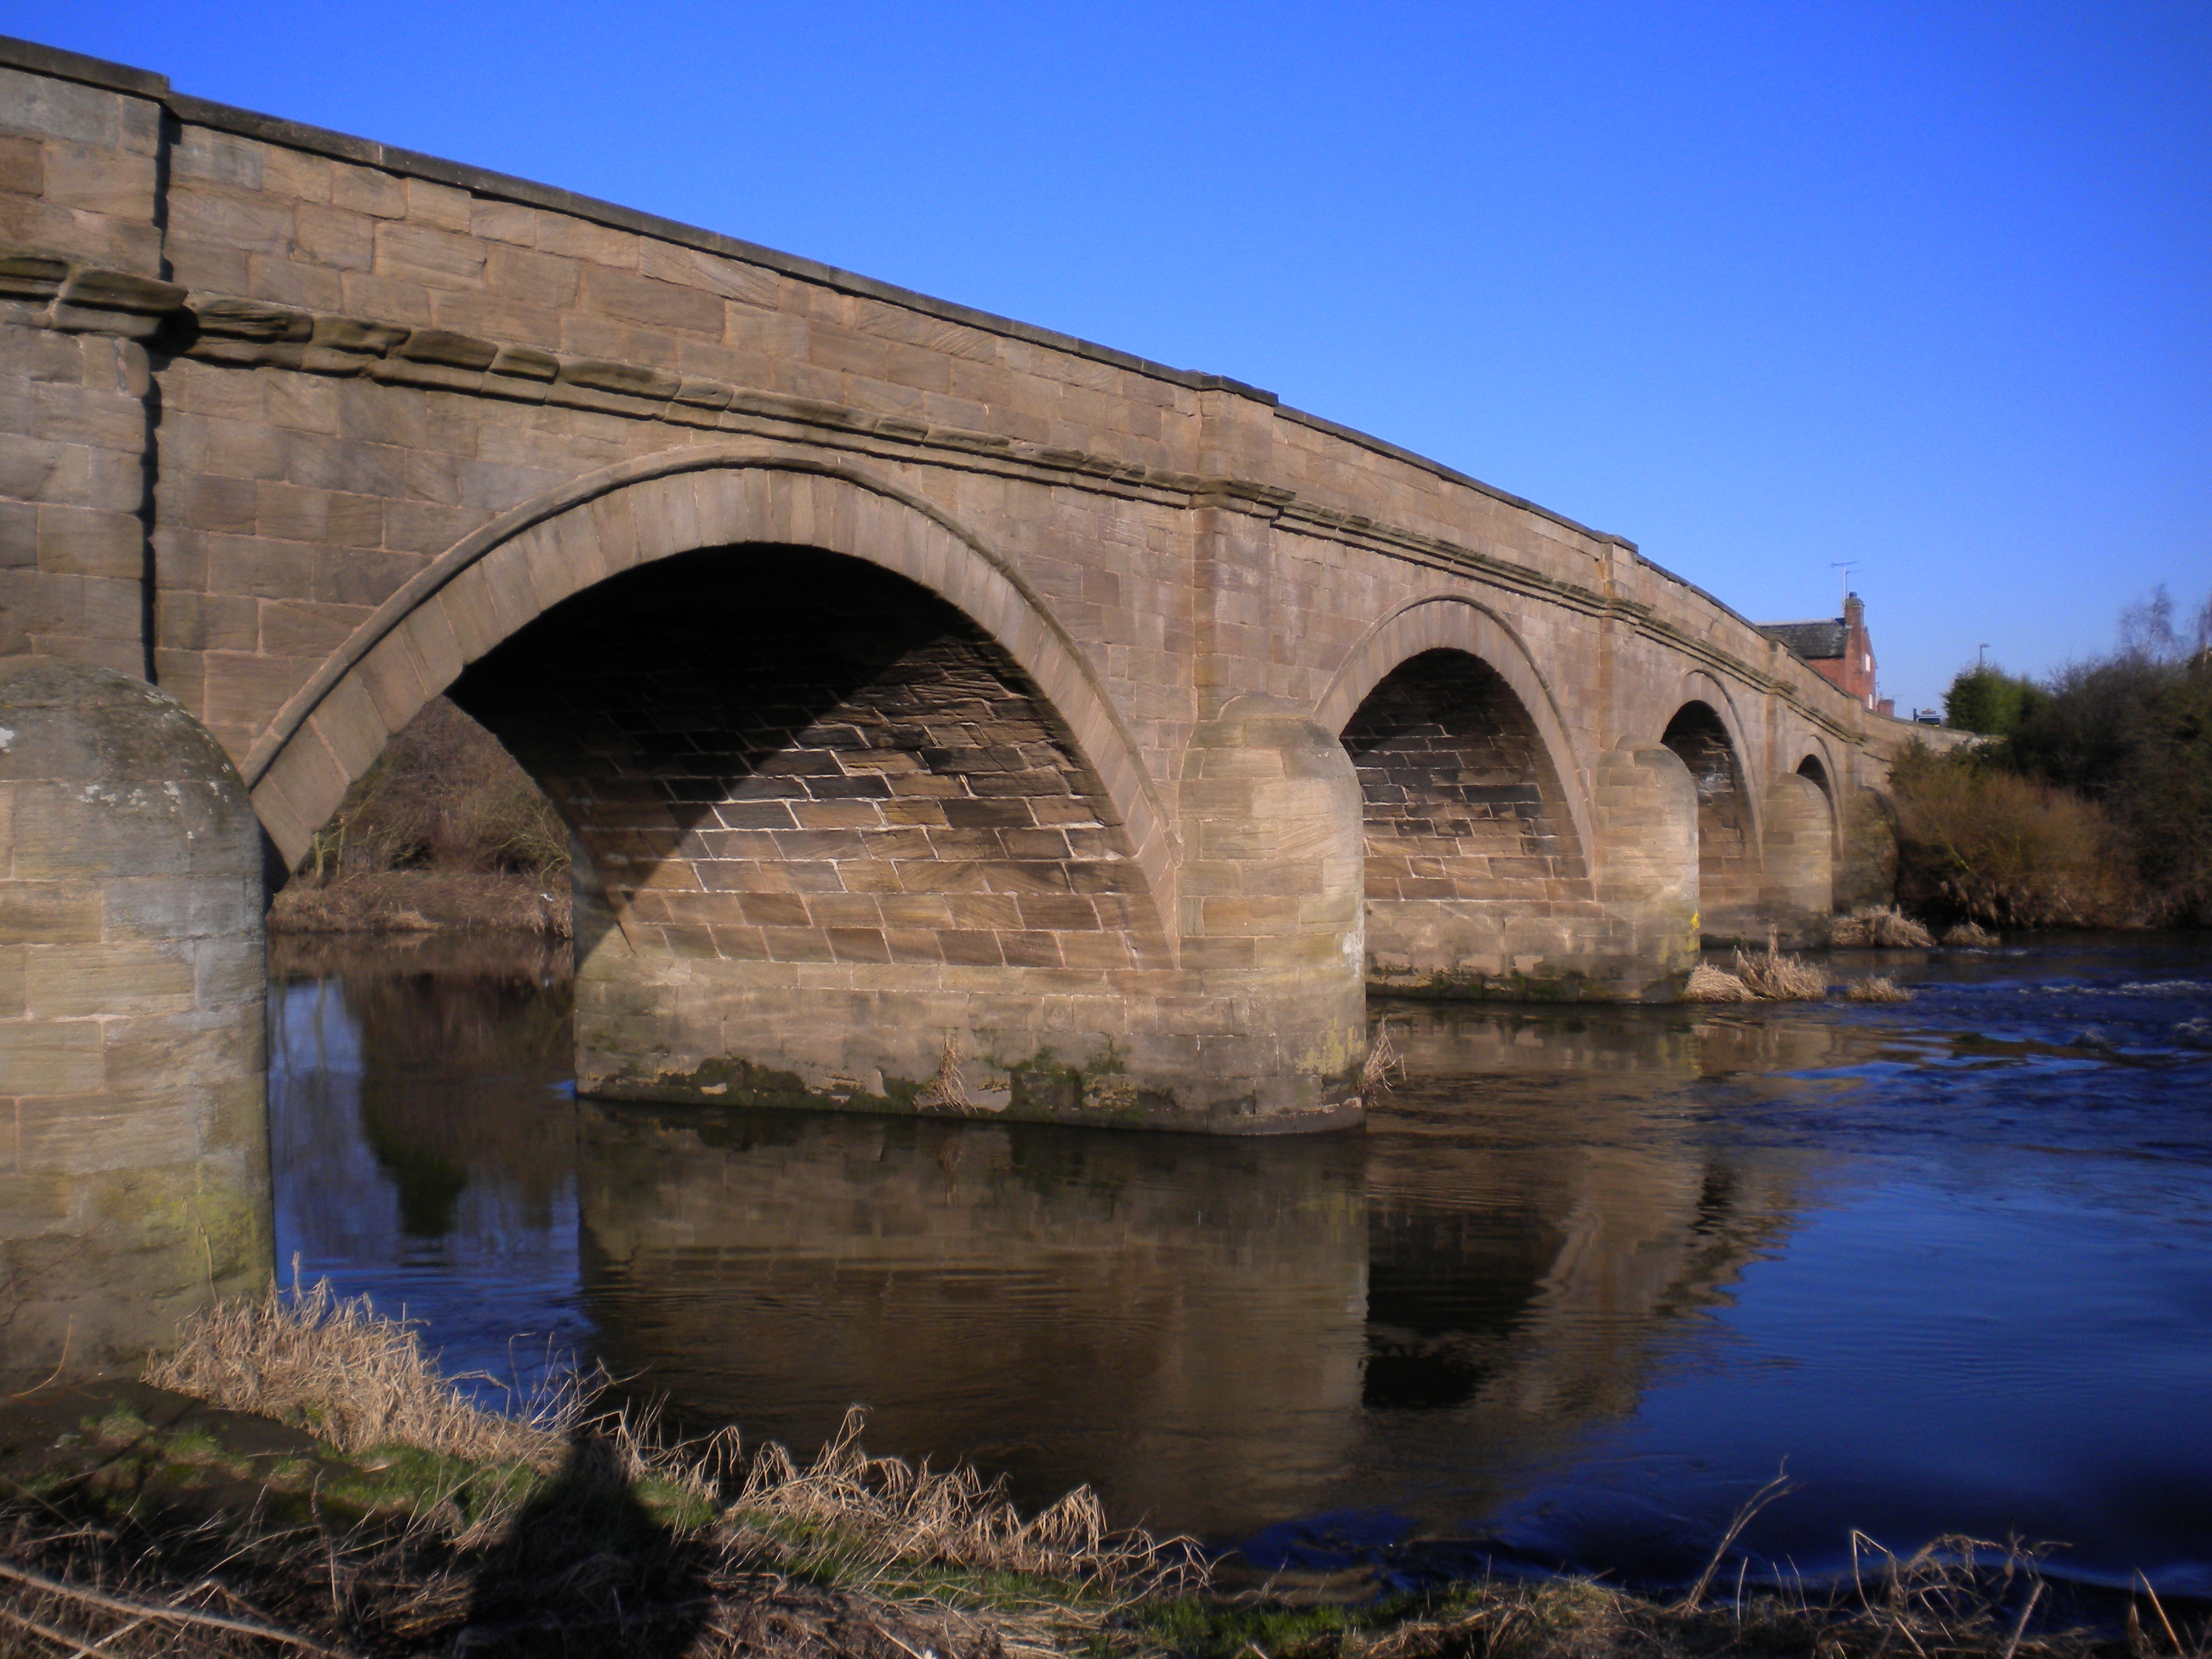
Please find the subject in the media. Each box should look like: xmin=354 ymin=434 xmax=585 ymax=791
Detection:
xmin=2 ymin=36 xmax=1919 ymax=1152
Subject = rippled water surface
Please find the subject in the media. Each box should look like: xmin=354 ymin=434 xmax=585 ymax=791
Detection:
xmin=268 ymin=934 xmax=2212 ymax=1594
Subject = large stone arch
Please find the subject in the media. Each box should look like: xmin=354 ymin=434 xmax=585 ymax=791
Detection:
xmin=240 ymin=446 xmax=1176 ymax=940
xmin=1313 ymin=595 xmax=1595 ymax=862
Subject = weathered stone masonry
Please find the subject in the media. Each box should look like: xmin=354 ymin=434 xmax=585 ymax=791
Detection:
xmin=0 ymin=30 xmax=1946 ymax=1196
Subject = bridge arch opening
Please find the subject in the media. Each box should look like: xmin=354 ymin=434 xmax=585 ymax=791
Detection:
xmin=1660 ymin=701 xmax=1757 ymax=943
xmin=445 ymin=543 xmax=1169 ymax=980
xmin=1796 ymin=752 xmax=1840 ymax=859
xmin=1339 ymin=647 xmax=1592 ymax=993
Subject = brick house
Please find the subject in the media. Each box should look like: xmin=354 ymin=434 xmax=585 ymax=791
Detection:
xmin=1757 ymin=594 xmax=1885 ymax=712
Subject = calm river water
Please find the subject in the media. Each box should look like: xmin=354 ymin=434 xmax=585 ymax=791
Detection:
xmin=267 ymin=934 xmax=2212 ymax=1595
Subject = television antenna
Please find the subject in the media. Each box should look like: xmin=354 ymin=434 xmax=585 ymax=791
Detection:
xmin=1830 ymin=561 xmax=1858 ymax=612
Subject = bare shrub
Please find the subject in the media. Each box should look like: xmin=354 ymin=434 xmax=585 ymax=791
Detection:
xmin=1943 ymin=920 xmax=1999 ymax=947
xmin=1846 ymin=976 xmax=1912 ymax=1004
xmin=1830 ymin=905 xmax=1935 ymax=949
xmin=1683 ymin=964 xmax=1752 ymax=1002
xmin=1891 ymin=743 xmax=2140 ymax=927
xmin=1731 ymin=947 xmax=1829 ymax=1001
xmin=298 ymin=697 xmax=568 ymax=887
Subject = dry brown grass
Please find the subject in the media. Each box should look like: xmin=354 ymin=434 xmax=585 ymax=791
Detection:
xmin=728 ymin=1408 xmax=1206 ymax=1605
xmin=1829 ymin=906 xmax=1936 ymax=949
xmin=1730 ymin=947 xmax=1829 ymax=1001
xmin=1845 ymin=976 xmax=1912 ymax=1004
xmin=16 ymin=1286 xmax=2180 ymax=1659
xmin=1682 ymin=964 xmax=1754 ymax=1002
xmin=1943 ymin=921 xmax=2000 ymax=947
xmin=144 ymin=1273 xmax=574 ymax=1472
xmin=82 ymin=1278 xmax=1202 ymax=1656
xmin=268 ymin=871 xmax=571 ymax=937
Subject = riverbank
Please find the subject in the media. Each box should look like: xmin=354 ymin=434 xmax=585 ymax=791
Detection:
xmin=1 ymin=1286 xmax=2194 ymax=1659
xmin=268 ymin=870 xmax=572 ymax=937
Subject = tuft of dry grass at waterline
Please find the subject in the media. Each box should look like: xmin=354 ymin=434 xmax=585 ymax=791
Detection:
xmin=6 ymin=1284 xmax=2205 ymax=1659
xmin=1846 ymin=976 xmax=1914 ymax=1004
xmin=1829 ymin=906 xmax=1937 ymax=949
xmin=144 ymin=1274 xmax=575 ymax=1476
xmin=1944 ymin=920 xmax=2000 ymax=947
xmin=1682 ymin=963 xmax=1754 ymax=1002
xmin=1729 ymin=947 xmax=1829 ymax=1001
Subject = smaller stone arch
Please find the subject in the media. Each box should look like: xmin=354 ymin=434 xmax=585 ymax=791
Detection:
xmin=1313 ymin=595 xmax=1594 ymax=861
xmin=1660 ymin=692 xmax=1761 ymax=944
xmin=1317 ymin=598 xmax=1630 ymax=997
xmin=1794 ymin=744 xmax=1841 ymax=850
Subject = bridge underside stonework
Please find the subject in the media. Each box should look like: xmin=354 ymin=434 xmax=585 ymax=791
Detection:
xmin=0 ymin=31 xmax=1932 ymax=1262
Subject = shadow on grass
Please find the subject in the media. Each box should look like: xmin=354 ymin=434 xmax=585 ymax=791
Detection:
xmin=458 ymin=1428 xmax=713 ymax=1657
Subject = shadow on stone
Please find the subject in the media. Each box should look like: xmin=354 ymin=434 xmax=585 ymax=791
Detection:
xmin=458 ymin=1428 xmax=712 ymax=1658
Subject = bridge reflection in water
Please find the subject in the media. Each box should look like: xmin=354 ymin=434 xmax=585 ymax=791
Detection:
xmin=268 ymin=942 xmax=1842 ymax=1544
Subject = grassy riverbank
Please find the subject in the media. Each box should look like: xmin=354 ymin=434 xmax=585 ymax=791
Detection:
xmin=2 ymin=1284 xmax=2196 ymax=1659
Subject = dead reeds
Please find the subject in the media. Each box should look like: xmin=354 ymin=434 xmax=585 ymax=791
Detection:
xmin=1360 ymin=1019 xmax=1406 ymax=1102
xmin=1846 ymin=976 xmax=1913 ymax=1004
xmin=1830 ymin=905 xmax=1936 ymax=949
xmin=10 ymin=1285 xmax=2185 ymax=1659
xmin=1682 ymin=963 xmax=1754 ymax=1002
xmin=1730 ymin=945 xmax=1829 ymax=1000
xmin=145 ymin=1271 xmax=575 ymax=1471
xmin=1944 ymin=920 xmax=2000 ymax=947
xmin=728 ymin=1407 xmax=1206 ymax=1606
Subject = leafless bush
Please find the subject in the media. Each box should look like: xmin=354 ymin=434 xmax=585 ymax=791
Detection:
xmin=1892 ymin=745 xmax=2141 ymax=928
xmin=298 ymin=697 xmax=568 ymax=888
xmin=1830 ymin=905 xmax=1935 ymax=948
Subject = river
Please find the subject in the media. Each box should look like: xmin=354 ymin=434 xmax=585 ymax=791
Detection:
xmin=266 ymin=933 xmax=2212 ymax=1595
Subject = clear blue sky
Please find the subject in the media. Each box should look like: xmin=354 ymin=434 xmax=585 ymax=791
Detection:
xmin=11 ymin=1 xmax=2207 ymax=713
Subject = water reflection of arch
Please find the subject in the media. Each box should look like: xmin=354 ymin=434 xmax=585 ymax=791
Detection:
xmin=573 ymin=1105 xmax=1369 ymax=1537
xmin=571 ymin=1000 xmax=1822 ymax=1541
xmin=1359 ymin=1003 xmax=1823 ymax=1464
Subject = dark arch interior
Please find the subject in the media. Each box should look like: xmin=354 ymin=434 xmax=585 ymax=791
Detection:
xmin=1795 ymin=754 xmax=1832 ymax=798
xmin=1339 ymin=649 xmax=1585 ymax=903
xmin=448 ymin=544 xmax=1162 ymax=971
xmin=1661 ymin=701 xmax=1752 ymax=906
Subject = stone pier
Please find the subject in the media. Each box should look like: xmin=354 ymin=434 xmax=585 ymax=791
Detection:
xmin=0 ymin=658 xmax=268 ymax=1379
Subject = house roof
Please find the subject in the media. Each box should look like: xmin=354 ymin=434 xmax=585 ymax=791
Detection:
xmin=1757 ymin=618 xmax=1850 ymax=660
